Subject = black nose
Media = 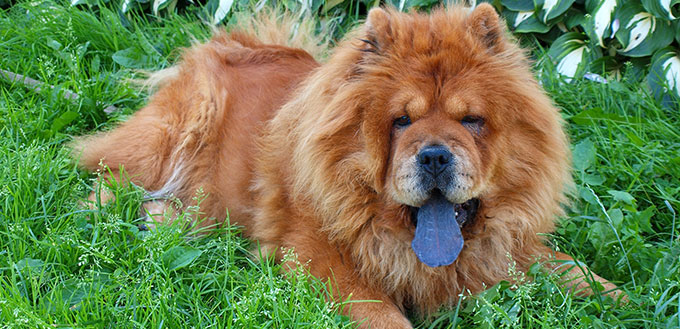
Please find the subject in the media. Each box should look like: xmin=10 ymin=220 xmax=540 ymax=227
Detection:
xmin=418 ymin=146 xmax=453 ymax=176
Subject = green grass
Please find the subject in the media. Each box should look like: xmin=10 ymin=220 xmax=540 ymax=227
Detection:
xmin=1 ymin=1 xmax=678 ymax=328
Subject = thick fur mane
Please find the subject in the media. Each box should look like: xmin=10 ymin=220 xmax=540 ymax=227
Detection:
xmin=254 ymin=6 xmax=571 ymax=313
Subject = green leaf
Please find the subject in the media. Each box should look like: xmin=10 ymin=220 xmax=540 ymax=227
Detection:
xmin=608 ymin=208 xmax=624 ymax=228
xmin=51 ymin=111 xmax=78 ymax=133
xmin=564 ymin=7 xmax=586 ymax=30
xmin=133 ymin=29 xmax=164 ymax=65
xmin=614 ymin=2 xmax=675 ymax=57
xmin=583 ymin=173 xmax=605 ymax=185
xmin=547 ymin=32 xmax=602 ymax=81
xmin=584 ymin=0 xmax=619 ymax=47
xmin=162 ymin=246 xmax=202 ymax=271
xmin=573 ymin=138 xmax=596 ymax=172
xmin=112 ymin=47 xmax=151 ymax=69
xmin=15 ymin=258 xmax=44 ymax=274
xmin=623 ymin=129 xmax=645 ymax=147
xmin=46 ymin=39 xmax=62 ymax=51
xmin=46 ymin=275 xmax=109 ymax=311
xmin=587 ymin=220 xmax=607 ymax=244
xmin=500 ymin=0 xmax=534 ymax=11
xmin=60 ymin=279 xmax=89 ymax=306
xmin=75 ymin=42 xmax=89 ymax=59
xmin=308 ymin=0 xmax=325 ymax=13
xmin=91 ymin=55 xmax=100 ymax=73
xmin=608 ymin=190 xmax=636 ymax=204
xmin=587 ymin=56 xmax=619 ymax=75
xmin=634 ymin=206 xmax=656 ymax=234
xmin=503 ymin=9 xmax=551 ymax=33
xmin=647 ymin=47 xmax=680 ymax=107
xmin=641 ymin=0 xmax=680 ymax=20
xmin=535 ymin=0 xmax=575 ymax=24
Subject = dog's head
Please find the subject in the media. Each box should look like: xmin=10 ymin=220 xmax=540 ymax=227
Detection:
xmin=345 ymin=5 xmax=570 ymax=267
xmin=286 ymin=5 xmax=570 ymax=269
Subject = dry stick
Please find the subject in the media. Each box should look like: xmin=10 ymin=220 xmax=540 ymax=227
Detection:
xmin=0 ymin=69 xmax=119 ymax=114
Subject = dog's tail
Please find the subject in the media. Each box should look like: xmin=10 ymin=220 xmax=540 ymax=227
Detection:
xmin=141 ymin=8 xmax=326 ymax=93
xmin=232 ymin=7 xmax=327 ymax=59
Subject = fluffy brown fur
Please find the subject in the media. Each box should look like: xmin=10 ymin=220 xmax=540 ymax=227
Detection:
xmin=72 ymin=5 xmax=623 ymax=328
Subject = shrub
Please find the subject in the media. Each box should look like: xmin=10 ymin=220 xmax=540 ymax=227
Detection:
xmin=488 ymin=0 xmax=680 ymax=107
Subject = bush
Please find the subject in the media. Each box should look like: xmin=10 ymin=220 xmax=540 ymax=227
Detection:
xmin=487 ymin=0 xmax=680 ymax=107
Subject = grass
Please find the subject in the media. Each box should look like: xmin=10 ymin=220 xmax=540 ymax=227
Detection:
xmin=0 ymin=1 xmax=678 ymax=328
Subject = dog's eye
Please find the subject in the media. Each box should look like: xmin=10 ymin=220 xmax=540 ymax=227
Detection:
xmin=393 ymin=115 xmax=412 ymax=128
xmin=461 ymin=116 xmax=484 ymax=129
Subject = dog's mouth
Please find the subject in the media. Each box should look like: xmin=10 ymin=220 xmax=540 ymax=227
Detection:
xmin=409 ymin=190 xmax=480 ymax=268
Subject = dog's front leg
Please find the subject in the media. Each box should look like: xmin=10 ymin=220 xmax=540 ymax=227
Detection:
xmin=279 ymin=234 xmax=412 ymax=329
xmin=547 ymin=251 xmax=628 ymax=303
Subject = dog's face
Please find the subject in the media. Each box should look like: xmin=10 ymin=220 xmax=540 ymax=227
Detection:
xmin=347 ymin=5 xmax=559 ymax=267
xmin=385 ymin=91 xmax=490 ymax=208
xmin=380 ymin=62 xmax=500 ymax=268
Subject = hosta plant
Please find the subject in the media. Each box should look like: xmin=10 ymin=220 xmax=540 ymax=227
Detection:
xmin=488 ymin=0 xmax=680 ymax=107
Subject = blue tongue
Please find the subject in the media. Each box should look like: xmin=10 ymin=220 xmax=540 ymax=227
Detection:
xmin=411 ymin=192 xmax=464 ymax=267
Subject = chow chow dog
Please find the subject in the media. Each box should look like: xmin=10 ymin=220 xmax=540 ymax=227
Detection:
xmin=72 ymin=4 xmax=624 ymax=328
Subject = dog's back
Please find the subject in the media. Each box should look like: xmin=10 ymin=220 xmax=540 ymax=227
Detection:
xmin=71 ymin=14 xmax=319 ymax=227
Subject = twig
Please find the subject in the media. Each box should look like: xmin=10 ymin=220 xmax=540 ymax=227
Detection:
xmin=0 ymin=68 xmax=119 ymax=114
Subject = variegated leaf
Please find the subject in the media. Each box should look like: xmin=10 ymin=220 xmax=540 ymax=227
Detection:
xmin=614 ymin=2 xmax=674 ymax=57
xmin=213 ymin=0 xmax=234 ymax=25
xmin=641 ymin=0 xmax=680 ymax=20
xmin=152 ymin=0 xmax=172 ymax=14
xmin=648 ymin=47 xmax=680 ymax=108
xmin=535 ymin=0 xmax=575 ymax=24
xmin=662 ymin=56 xmax=680 ymax=92
xmin=547 ymin=32 xmax=602 ymax=81
xmin=503 ymin=9 xmax=551 ymax=33
xmin=584 ymin=0 xmax=619 ymax=47
xmin=121 ymin=0 xmax=134 ymax=13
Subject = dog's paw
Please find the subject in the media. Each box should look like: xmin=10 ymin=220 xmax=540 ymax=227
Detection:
xmin=138 ymin=200 xmax=178 ymax=230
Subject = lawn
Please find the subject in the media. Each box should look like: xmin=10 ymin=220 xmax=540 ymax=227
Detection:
xmin=0 ymin=1 xmax=678 ymax=328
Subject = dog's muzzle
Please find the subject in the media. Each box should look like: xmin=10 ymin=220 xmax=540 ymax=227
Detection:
xmin=409 ymin=145 xmax=480 ymax=268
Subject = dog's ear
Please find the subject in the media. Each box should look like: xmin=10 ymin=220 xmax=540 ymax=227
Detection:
xmin=467 ymin=3 xmax=505 ymax=54
xmin=361 ymin=7 xmax=393 ymax=53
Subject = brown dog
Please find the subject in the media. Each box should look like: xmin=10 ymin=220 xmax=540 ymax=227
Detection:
xmin=73 ymin=5 xmax=624 ymax=328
